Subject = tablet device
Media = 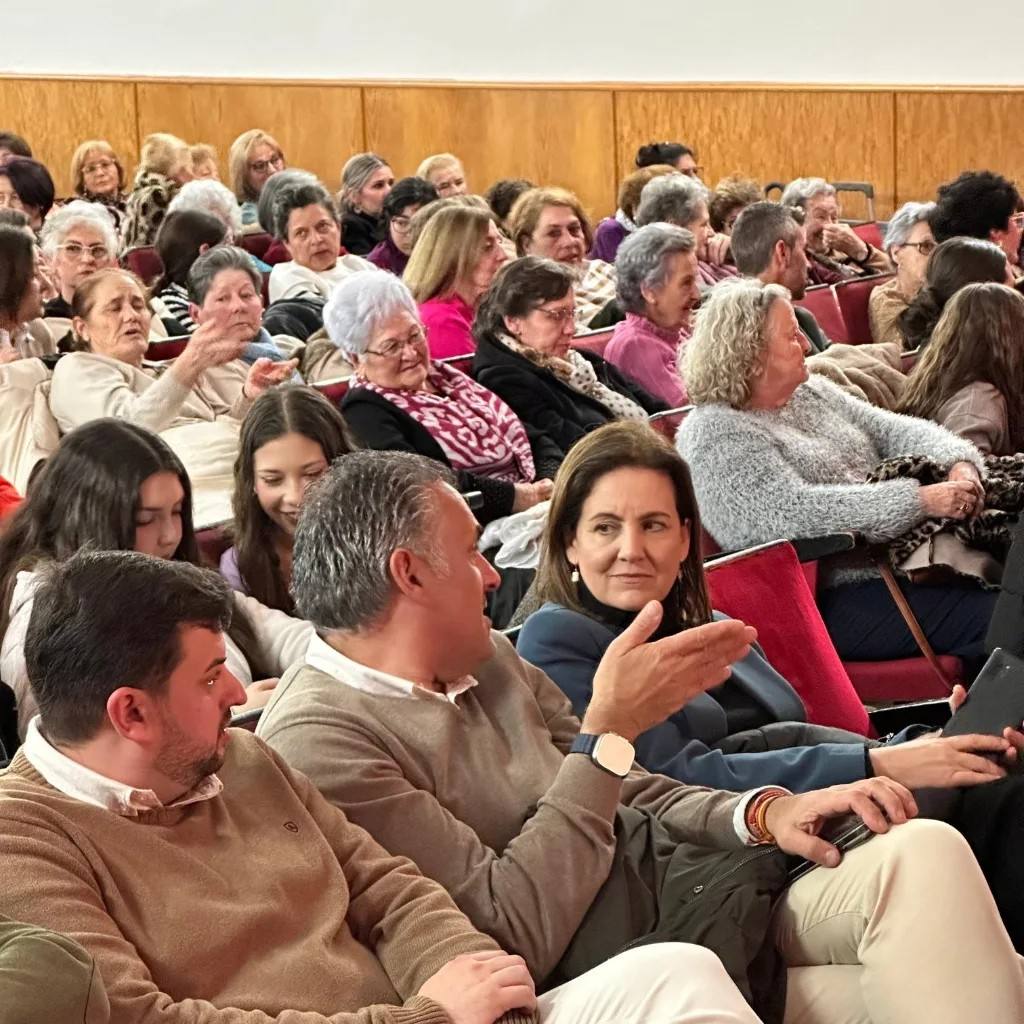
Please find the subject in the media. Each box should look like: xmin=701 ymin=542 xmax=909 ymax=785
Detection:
xmin=942 ymin=648 xmax=1024 ymax=741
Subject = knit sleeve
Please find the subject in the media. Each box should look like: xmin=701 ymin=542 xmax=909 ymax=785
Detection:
xmin=49 ymin=354 xmax=193 ymax=435
xmin=257 ymin=676 xmax=623 ymax=983
xmin=822 ymin=375 xmax=985 ymax=472
xmin=678 ymin=397 xmax=926 ymax=549
xmin=231 ymin=591 xmax=315 ymax=677
xmin=0 ymin=805 xmax=455 ymax=1024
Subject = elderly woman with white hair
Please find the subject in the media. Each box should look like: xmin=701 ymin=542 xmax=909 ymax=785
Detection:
xmin=635 ymin=175 xmax=738 ymax=287
xmin=268 ymin=178 xmax=374 ymax=303
xmin=324 ymin=271 xmax=554 ymax=525
xmin=869 ymin=201 xmax=937 ymax=346
xmin=603 ymin=223 xmax=700 ymax=407
xmin=121 ymin=132 xmax=194 ymax=251
xmin=677 ymin=277 xmax=996 ymax=668
xmin=780 ymin=177 xmax=891 ymax=285
xmin=338 ymin=153 xmax=394 ymax=256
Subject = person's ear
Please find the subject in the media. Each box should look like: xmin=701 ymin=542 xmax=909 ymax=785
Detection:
xmin=198 ymin=242 xmax=211 ymax=256
xmin=105 ymin=687 xmax=159 ymax=744
xmin=389 ymin=546 xmax=429 ymax=601
xmin=639 ymin=281 xmax=659 ymax=308
xmin=188 ymin=302 xmax=202 ymax=325
xmin=566 ymin=532 xmax=580 ymax=568
xmin=773 ymin=239 xmax=790 ymax=268
xmin=678 ymin=519 xmax=692 ymax=561
xmin=71 ymin=316 xmax=89 ymax=343
xmin=503 ymin=314 xmax=523 ymax=338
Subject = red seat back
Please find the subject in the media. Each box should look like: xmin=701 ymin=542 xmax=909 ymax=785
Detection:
xmin=240 ymin=232 xmax=274 ymax=261
xmin=704 ymin=541 xmax=871 ymax=735
xmin=124 ymin=246 xmax=164 ymax=285
xmin=437 ymin=354 xmax=474 ymax=376
xmin=843 ymin=658 xmax=962 ymax=704
xmin=145 ymin=336 xmax=190 ymax=361
xmin=572 ymin=327 xmax=615 ymax=359
xmin=834 ymin=274 xmax=894 ymax=345
xmin=794 ymin=285 xmax=848 ymax=344
xmin=196 ymin=523 xmax=232 ymax=567
xmin=853 ymin=222 xmax=884 ymax=251
xmin=313 ymin=377 xmax=351 ymax=403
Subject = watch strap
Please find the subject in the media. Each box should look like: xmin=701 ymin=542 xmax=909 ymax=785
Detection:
xmin=570 ymin=734 xmax=599 ymax=757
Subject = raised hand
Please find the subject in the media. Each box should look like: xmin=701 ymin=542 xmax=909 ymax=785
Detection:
xmin=243 ymin=357 xmax=299 ymax=399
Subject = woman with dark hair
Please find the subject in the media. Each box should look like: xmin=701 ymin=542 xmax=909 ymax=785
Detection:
xmin=0 ymin=419 xmax=313 ymax=739
xmin=898 ymin=236 xmax=1011 ymax=350
xmin=0 ymin=158 xmax=55 ymax=232
xmin=483 ymin=177 xmax=534 ymax=233
xmin=221 ymin=386 xmax=356 ymax=612
xmin=899 ymin=283 xmax=1024 ymax=455
xmin=0 ymin=224 xmax=49 ymax=362
xmin=635 ymin=142 xmax=700 ymax=177
xmin=367 ymin=176 xmax=438 ymax=275
xmin=472 ymin=257 xmax=666 ymax=465
xmin=152 ymin=208 xmax=229 ymax=334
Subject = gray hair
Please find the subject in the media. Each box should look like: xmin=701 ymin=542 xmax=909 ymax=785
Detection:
xmin=40 ymin=200 xmax=118 ymax=258
xmin=323 ymin=271 xmax=420 ymax=360
xmin=187 ymin=245 xmax=261 ymax=305
xmin=779 ymin=177 xmax=835 ymax=210
xmin=270 ymin=178 xmax=337 ymax=241
xmin=615 ymin=223 xmax=697 ymax=314
xmin=169 ymin=179 xmax=243 ymax=237
xmin=730 ymin=201 xmax=801 ymax=276
xmin=292 ymin=450 xmax=454 ymax=632
xmin=683 ymin=277 xmax=791 ymax=408
xmin=636 ymin=174 xmax=709 ymax=229
xmin=340 ymin=152 xmax=389 ymax=210
xmin=257 ymin=168 xmax=317 ymax=234
xmin=883 ymin=200 xmax=936 ymax=251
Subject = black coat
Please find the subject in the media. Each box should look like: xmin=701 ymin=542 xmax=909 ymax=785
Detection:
xmin=472 ymin=333 xmax=668 ymax=463
xmin=339 ymin=384 xmax=560 ymax=525
xmin=341 ymin=210 xmax=385 ymax=256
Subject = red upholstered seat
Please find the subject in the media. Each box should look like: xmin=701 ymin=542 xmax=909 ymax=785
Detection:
xmin=572 ymin=328 xmax=614 ymax=359
xmin=145 ymin=337 xmax=190 ymax=361
xmin=794 ymin=285 xmax=848 ymax=344
xmin=313 ymin=376 xmax=351 ymax=403
xmin=196 ymin=523 xmax=232 ymax=567
xmin=704 ymin=541 xmax=871 ymax=736
xmin=648 ymin=405 xmax=691 ymax=441
xmin=240 ymin=232 xmax=274 ymax=261
xmin=437 ymin=354 xmax=474 ymax=376
xmin=123 ymin=246 xmax=164 ymax=285
xmin=834 ymin=274 xmax=894 ymax=344
xmin=844 ymin=658 xmax=962 ymax=704
xmin=852 ymin=222 xmax=884 ymax=251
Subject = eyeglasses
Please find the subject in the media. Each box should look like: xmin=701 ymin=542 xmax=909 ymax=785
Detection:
xmin=365 ymin=325 xmax=428 ymax=359
xmin=391 ymin=216 xmax=413 ymax=232
xmin=898 ymin=241 xmax=937 ymax=256
xmin=249 ymin=154 xmax=284 ymax=175
xmin=0 ymin=192 xmax=24 ymax=210
xmin=535 ymin=306 xmax=576 ymax=324
xmin=58 ymin=242 xmax=111 ymax=261
xmin=1011 ymin=213 xmax=1024 ymax=229
xmin=681 ymin=166 xmax=705 ymax=179
xmin=83 ymin=159 xmax=116 ymax=176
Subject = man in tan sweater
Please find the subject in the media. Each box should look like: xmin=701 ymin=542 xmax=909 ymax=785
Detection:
xmin=0 ymin=551 xmax=760 ymax=1024
xmin=258 ymin=450 xmax=1024 ymax=1024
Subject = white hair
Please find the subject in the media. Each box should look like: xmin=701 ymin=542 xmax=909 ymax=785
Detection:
xmin=636 ymin=175 xmax=709 ymax=229
xmin=883 ymin=201 xmax=936 ymax=251
xmin=323 ymin=270 xmax=419 ymax=360
xmin=779 ymin=177 xmax=835 ymax=210
xmin=615 ymin=223 xmax=696 ymax=314
xmin=168 ymin=179 xmax=243 ymax=238
xmin=39 ymin=200 xmax=118 ymax=258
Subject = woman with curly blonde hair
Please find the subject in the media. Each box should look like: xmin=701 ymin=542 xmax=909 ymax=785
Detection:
xmin=898 ymin=283 xmax=1024 ymax=455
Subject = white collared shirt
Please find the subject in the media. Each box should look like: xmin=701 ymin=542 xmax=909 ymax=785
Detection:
xmin=22 ymin=717 xmax=223 ymax=817
xmin=304 ymin=633 xmax=478 ymax=706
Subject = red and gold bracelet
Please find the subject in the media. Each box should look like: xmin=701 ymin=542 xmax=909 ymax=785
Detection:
xmin=745 ymin=787 xmax=790 ymax=845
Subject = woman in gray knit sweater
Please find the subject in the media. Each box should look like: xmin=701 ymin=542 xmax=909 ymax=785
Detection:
xmin=677 ymin=278 xmax=995 ymax=667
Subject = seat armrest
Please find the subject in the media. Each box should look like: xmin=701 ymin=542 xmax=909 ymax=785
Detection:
xmin=869 ymin=699 xmax=950 ymax=736
xmin=791 ymin=532 xmax=858 ymax=562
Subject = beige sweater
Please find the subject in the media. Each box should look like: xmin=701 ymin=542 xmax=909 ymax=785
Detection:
xmin=0 ymin=731 xmax=516 ymax=1024
xmin=868 ymin=277 xmax=910 ymax=348
xmin=257 ymin=633 xmax=744 ymax=982
xmin=936 ymin=381 xmax=1010 ymax=456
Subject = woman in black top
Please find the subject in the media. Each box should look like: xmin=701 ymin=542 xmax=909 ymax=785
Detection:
xmin=338 ymin=153 xmax=394 ymax=255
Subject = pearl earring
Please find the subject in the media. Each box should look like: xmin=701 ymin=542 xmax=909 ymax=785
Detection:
xmin=570 ymin=565 xmax=580 ymax=584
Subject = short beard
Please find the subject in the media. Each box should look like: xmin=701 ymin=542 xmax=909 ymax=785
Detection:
xmin=153 ymin=707 xmax=228 ymax=794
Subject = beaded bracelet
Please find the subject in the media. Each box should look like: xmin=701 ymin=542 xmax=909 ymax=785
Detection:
xmin=745 ymin=787 xmax=790 ymax=845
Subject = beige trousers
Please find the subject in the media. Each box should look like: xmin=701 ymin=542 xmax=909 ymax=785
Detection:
xmin=774 ymin=818 xmax=1024 ymax=1024
xmin=540 ymin=942 xmax=763 ymax=1023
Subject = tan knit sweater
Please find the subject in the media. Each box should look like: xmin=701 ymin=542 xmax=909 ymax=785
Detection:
xmin=257 ymin=633 xmax=745 ymax=982
xmin=0 ymin=730 xmax=521 ymax=1024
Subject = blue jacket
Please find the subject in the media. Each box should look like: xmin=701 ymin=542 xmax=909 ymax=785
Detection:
xmin=518 ymin=602 xmax=871 ymax=793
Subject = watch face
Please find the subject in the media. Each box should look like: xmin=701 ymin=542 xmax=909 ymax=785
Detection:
xmin=593 ymin=733 xmax=634 ymax=777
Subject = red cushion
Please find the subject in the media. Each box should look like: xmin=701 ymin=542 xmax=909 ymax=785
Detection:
xmin=794 ymin=286 xmax=848 ymax=344
xmin=572 ymin=329 xmax=614 ymax=358
xmin=196 ymin=524 xmax=231 ymax=568
xmin=853 ymin=222 xmax=884 ymax=250
xmin=123 ymin=246 xmax=164 ymax=285
xmin=844 ymin=657 xmax=962 ymax=704
xmin=145 ymin=337 xmax=190 ymax=361
xmin=704 ymin=541 xmax=871 ymax=736
xmin=834 ymin=274 xmax=894 ymax=345
xmin=314 ymin=377 xmax=351 ymax=403
xmin=240 ymin=232 xmax=273 ymax=261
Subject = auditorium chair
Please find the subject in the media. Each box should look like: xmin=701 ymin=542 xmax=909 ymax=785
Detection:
xmin=123 ymin=246 xmax=164 ymax=285
xmin=832 ymin=181 xmax=876 ymax=225
xmin=852 ymin=222 xmax=885 ymax=251
xmin=240 ymin=232 xmax=274 ymax=262
xmin=648 ymin=405 xmax=693 ymax=441
xmin=437 ymin=353 xmax=474 ymax=375
xmin=312 ymin=376 xmax=351 ymax=403
xmin=794 ymin=285 xmax=849 ymax=343
xmin=145 ymin=336 xmax=191 ymax=362
xmin=833 ymin=273 xmax=894 ymax=344
xmin=572 ymin=327 xmax=615 ymax=359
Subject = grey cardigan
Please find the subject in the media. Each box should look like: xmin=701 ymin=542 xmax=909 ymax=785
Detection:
xmin=677 ymin=374 xmax=983 ymax=585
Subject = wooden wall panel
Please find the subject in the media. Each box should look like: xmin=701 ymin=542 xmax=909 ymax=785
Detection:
xmin=135 ymin=82 xmax=364 ymax=193
xmin=364 ymin=87 xmax=616 ymax=222
xmin=0 ymin=78 xmax=137 ymax=196
xmin=896 ymin=92 xmax=1024 ymax=208
xmin=615 ymin=89 xmax=897 ymax=218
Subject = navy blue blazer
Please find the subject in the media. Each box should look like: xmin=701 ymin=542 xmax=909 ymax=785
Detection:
xmin=518 ymin=603 xmax=870 ymax=793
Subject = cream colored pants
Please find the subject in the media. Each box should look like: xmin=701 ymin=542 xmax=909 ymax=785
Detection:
xmin=775 ymin=818 xmax=1024 ymax=1024
xmin=540 ymin=942 xmax=763 ymax=1023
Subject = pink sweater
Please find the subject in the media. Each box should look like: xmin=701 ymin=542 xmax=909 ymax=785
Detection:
xmin=604 ymin=313 xmax=689 ymax=408
xmin=419 ymin=295 xmax=475 ymax=360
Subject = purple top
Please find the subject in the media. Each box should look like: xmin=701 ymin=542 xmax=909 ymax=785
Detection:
xmin=219 ymin=545 xmax=248 ymax=595
xmin=603 ymin=313 xmax=690 ymax=408
xmin=368 ymin=236 xmax=409 ymax=276
xmin=590 ymin=218 xmax=629 ymax=263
